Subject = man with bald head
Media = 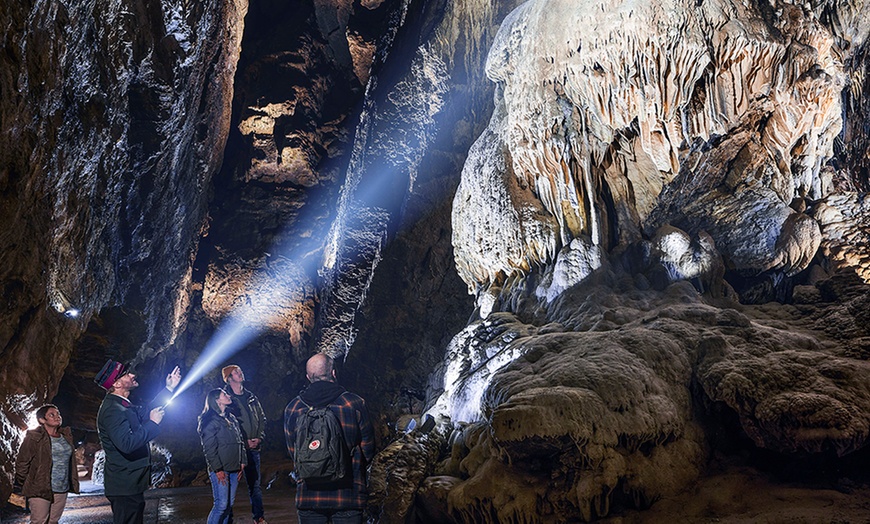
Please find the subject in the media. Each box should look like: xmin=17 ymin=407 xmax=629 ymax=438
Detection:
xmin=284 ymin=353 xmax=375 ymax=523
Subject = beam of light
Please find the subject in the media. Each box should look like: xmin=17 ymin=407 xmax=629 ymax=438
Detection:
xmin=175 ymin=43 xmax=453 ymax=404
xmin=168 ymin=315 xmax=259 ymax=402
xmin=169 ymin=211 xmax=331 ymax=403
xmin=173 ymin=167 xmax=404 ymax=403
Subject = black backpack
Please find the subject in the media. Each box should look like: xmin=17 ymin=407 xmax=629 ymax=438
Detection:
xmin=294 ymin=400 xmax=350 ymax=485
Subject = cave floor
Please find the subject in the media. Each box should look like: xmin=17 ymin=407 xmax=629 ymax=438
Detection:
xmin=1 ymin=481 xmax=299 ymax=523
xmin=600 ymin=458 xmax=870 ymax=524
xmin=3 ymin=461 xmax=870 ymax=523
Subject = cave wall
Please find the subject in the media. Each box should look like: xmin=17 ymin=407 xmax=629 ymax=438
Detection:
xmin=0 ymin=0 xmax=247 ymax=499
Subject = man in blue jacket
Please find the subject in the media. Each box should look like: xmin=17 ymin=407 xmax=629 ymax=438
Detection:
xmin=95 ymin=359 xmax=181 ymax=524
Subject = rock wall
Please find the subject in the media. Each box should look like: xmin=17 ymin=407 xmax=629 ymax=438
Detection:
xmin=0 ymin=0 xmax=247 ymax=500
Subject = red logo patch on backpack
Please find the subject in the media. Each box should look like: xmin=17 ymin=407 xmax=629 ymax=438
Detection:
xmin=309 ymin=439 xmax=321 ymax=450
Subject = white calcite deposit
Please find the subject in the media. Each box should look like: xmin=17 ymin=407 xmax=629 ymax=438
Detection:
xmin=452 ymin=0 xmax=867 ymax=301
xmin=423 ymin=0 xmax=870 ymax=521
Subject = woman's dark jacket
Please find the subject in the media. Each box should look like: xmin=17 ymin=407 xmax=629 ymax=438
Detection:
xmin=14 ymin=426 xmax=80 ymax=501
xmin=198 ymin=410 xmax=247 ymax=473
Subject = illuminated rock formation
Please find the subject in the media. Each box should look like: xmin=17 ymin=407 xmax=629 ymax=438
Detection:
xmin=414 ymin=0 xmax=870 ymax=520
xmin=452 ymin=0 xmax=869 ymax=299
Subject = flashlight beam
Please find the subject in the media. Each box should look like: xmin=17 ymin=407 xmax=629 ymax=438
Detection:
xmin=170 ymin=317 xmax=259 ymax=401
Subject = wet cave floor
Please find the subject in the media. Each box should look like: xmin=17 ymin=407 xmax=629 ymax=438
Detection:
xmin=1 ymin=481 xmax=300 ymax=524
xmin=3 ymin=458 xmax=870 ymax=523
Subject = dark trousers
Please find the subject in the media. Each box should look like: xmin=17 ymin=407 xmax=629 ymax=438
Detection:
xmin=107 ymin=493 xmax=145 ymax=524
xmin=297 ymin=509 xmax=363 ymax=524
xmin=243 ymin=449 xmax=264 ymax=520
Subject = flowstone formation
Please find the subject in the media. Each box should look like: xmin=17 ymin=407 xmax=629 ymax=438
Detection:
xmin=452 ymin=0 xmax=870 ymax=300
xmin=364 ymin=0 xmax=870 ymax=521
xmin=416 ymin=270 xmax=870 ymax=522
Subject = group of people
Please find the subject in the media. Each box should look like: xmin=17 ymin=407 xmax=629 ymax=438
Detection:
xmin=13 ymin=353 xmax=374 ymax=524
xmin=199 ymin=364 xmax=268 ymax=524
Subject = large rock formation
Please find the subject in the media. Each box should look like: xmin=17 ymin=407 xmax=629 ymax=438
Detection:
xmin=453 ymin=0 xmax=869 ymax=300
xmin=388 ymin=0 xmax=870 ymax=521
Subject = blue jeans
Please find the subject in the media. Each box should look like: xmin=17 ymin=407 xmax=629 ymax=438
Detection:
xmin=243 ymin=449 xmax=264 ymax=520
xmin=208 ymin=471 xmax=240 ymax=524
xmin=297 ymin=509 xmax=363 ymax=524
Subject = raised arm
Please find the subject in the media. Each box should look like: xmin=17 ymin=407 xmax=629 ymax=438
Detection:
xmin=165 ymin=366 xmax=181 ymax=392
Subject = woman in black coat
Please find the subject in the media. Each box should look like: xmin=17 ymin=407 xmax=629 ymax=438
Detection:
xmin=198 ymin=388 xmax=247 ymax=524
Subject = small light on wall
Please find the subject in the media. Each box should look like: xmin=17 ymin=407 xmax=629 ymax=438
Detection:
xmin=49 ymin=289 xmax=80 ymax=319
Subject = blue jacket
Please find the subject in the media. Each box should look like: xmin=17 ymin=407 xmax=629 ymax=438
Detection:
xmin=96 ymin=389 xmax=171 ymax=496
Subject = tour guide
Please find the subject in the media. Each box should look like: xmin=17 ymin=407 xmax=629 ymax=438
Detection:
xmin=95 ymin=359 xmax=182 ymax=524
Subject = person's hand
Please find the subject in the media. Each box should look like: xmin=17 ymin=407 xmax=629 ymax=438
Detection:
xmin=149 ymin=406 xmax=165 ymax=424
xmin=247 ymin=438 xmax=260 ymax=449
xmin=215 ymin=470 xmax=227 ymax=485
xmin=165 ymin=366 xmax=181 ymax=392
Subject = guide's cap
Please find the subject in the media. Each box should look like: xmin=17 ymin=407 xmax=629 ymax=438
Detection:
xmin=95 ymin=359 xmax=127 ymax=390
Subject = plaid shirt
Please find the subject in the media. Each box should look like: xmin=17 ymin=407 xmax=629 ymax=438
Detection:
xmin=284 ymin=389 xmax=375 ymax=510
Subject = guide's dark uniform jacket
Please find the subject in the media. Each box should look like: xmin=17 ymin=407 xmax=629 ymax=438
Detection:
xmin=284 ymin=381 xmax=375 ymax=510
xmin=97 ymin=388 xmax=171 ymax=496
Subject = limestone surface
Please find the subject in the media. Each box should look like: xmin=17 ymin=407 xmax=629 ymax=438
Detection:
xmin=452 ymin=0 xmax=869 ymax=302
xmin=425 ymin=272 xmax=870 ymax=522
